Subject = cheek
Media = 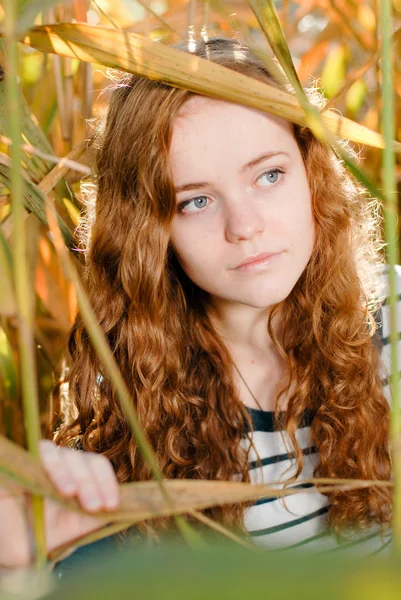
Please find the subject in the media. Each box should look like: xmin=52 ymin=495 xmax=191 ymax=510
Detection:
xmin=170 ymin=216 xmax=217 ymax=257
xmin=170 ymin=228 xmax=211 ymax=281
xmin=284 ymin=189 xmax=315 ymax=249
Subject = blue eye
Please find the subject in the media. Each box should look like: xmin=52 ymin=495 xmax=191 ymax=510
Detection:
xmin=258 ymin=169 xmax=283 ymax=186
xmin=177 ymin=196 xmax=209 ymax=213
xmin=193 ymin=197 xmax=208 ymax=208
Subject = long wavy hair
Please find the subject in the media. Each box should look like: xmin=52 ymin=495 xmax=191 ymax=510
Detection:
xmin=54 ymin=37 xmax=392 ymax=539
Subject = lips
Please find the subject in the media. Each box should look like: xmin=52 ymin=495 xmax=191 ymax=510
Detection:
xmin=234 ymin=252 xmax=281 ymax=269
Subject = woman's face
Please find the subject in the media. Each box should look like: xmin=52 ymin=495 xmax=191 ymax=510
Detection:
xmin=169 ymin=96 xmax=315 ymax=310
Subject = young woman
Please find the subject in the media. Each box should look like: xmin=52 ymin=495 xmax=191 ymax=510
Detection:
xmin=0 ymin=37 xmax=395 ymax=573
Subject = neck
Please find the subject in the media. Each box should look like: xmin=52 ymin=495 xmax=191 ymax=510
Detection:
xmin=207 ymin=297 xmax=281 ymax=356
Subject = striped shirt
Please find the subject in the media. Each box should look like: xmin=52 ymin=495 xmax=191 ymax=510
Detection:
xmin=56 ymin=265 xmax=398 ymax=575
xmin=242 ymin=264 xmax=399 ymax=556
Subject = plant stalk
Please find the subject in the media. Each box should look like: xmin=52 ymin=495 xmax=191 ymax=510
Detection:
xmin=44 ymin=200 xmax=204 ymax=549
xmin=3 ymin=0 xmax=47 ymax=568
xmin=249 ymin=0 xmax=400 ymax=556
xmin=379 ymin=0 xmax=401 ymax=556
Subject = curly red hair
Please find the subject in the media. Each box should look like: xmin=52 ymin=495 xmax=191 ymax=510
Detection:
xmin=54 ymin=38 xmax=392 ymax=539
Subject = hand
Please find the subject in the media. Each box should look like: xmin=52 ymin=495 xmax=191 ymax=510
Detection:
xmin=0 ymin=440 xmax=120 ymax=568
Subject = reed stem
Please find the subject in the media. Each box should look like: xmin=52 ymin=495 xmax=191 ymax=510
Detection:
xmin=3 ymin=0 xmax=47 ymax=568
xmin=379 ymin=0 xmax=401 ymax=556
xmin=44 ymin=201 xmax=204 ymax=550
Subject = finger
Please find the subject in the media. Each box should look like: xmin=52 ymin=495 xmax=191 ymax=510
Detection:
xmin=84 ymin=453 xmax=120 ymax=511
xmin=39 ymin=440 xmax=78 ymax=497
xmin=61 ymin=448 xmax=112 ymax=513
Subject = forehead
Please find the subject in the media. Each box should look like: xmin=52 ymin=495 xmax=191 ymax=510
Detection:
xmin=169 ymin=96 xmax=296 ymax=179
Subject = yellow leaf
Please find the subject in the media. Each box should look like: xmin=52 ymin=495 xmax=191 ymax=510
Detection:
xmin=19 ymin=23 xmax=401 ymax=152
xmin=345 ymin=79 xmax=367 ymax=116
xmin=321 ymin=44 xmax=348 ymax=99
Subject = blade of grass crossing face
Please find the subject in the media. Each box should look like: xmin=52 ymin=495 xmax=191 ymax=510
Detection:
xmin=379 ymin=0 xmax=401 ymax=556
xmin=247 ymin=0 xmax=351 ymax=148
xmin=3 ymin=0 xmax=46 ymax=568
xmin=247 ymin=0 xmax=391 ymax=217
xmin=248 ymin=0 xmax=306 ymax=100
xmin=252 ymin=0 xmax=399 ymax=556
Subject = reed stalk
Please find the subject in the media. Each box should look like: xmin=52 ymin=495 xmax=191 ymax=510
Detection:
xmin=44 ymin=199 xmax=204 ymax=549
xmin=3 ymin=0 xmax=46 ymax=568
xmin=249 ymin=0 xmax=400 ymax=555
xmin=379 ymin=0 xmax=401 ymax=555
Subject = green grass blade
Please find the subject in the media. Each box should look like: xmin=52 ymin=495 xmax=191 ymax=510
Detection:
xmin=248 ymin=0 xmax=306 ymax=100
xmin=379 ymin=0 xmax=401 ymax=556
xmin=0 ymin=229 xmax=15 ymax=317
xmin=3 ymin=0 xmax=46 ymax=568
xmin=43 ymin=198 xmax=205 ymax=549
xmin=252 ymin=0 xmax=399 ymax=555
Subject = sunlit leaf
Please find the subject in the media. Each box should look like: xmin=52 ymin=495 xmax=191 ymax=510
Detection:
xmin=345 ymin=79 xmax=367 ymax=116
xmin=0 ymin=433 xmax=392 ymax=524
xmin=321 ymin=44 xmax=348 ymax=99
xmin=21 ymin=50 xmax=43 ymax=85
xmin=18 ymin=23 xmax=401 ymax=151
xmin=298 ymin=39 xmax=329 ymax=83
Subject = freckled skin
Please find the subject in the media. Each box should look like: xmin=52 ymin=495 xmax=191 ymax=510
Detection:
xmin=169 ymin=96 xmax=315 ymax=312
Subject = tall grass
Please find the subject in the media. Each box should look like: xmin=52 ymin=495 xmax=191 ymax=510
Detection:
xmin=379 ymin=0 xmax=401 ymax=553
xmin=3 ymin=0 xmax=46 ymax=567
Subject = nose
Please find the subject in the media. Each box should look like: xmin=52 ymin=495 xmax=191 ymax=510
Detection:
xmin=224 ymin=197 xmax=264 ymax=243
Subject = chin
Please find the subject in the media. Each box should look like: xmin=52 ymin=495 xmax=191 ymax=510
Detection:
xmin=232 ymin=289 xmax=290 ymax=310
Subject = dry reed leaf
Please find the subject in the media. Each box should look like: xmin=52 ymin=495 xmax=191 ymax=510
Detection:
xmin=0 ymin=435 xmax=393 ymax=527
xmin=0 ymin=136 xmax=91 ymax=182
xmin=39 ymin=140 xmax=90 ymax=195
xmin=20 ymin=23 xmax=401 ymax=151
xmin=0 ymin=159 xmax=73 ymax=247
xmin=1 ymin=431 xmax=394 ymax=561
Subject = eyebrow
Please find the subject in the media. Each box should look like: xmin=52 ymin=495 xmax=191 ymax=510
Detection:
xmin=174 ymin=151 xmax=290 ymax=194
